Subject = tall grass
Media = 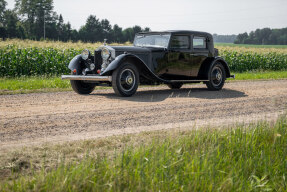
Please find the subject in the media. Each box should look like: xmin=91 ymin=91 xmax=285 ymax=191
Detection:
xmin=215 ymin=43 xmax=287 ymax=48
xmin=221 ymin=50 xmax=287 ymax=72
xmin=0 ymin=45 xmax=78 ymax=76
xmin=1 ymin=116 xmax=286 ymax=191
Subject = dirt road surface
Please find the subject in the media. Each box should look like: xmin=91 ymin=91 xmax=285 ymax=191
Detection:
xmin=1 ymin=80 xmax=287 ymax=151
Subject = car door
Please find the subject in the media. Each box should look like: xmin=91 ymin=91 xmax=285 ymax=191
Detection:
xmin=190 ymin=36 xmax=209 ymax=77
xmin=164 ymin=35 xmax=192 ymax=78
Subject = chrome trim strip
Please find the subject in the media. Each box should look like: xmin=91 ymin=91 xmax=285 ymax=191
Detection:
xmin=61 ymin=75 xmax=112 ymax=82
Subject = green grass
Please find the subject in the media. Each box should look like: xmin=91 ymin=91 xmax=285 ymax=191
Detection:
xmin=0 ymin=71 xmax=286 ymax=95
xmin=230 ymin=70 xmax=287 ymax=81
xmin=215 ymin=43 xmax=287 ymax=48
xmin=0 ymin=76 xmax=72 ymax=94
xmin=1 ymin=115 xmax=286 ymax=191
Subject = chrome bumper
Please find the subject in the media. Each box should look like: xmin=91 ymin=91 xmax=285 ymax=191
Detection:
xmin=61 ymin=75 xmax=112 ymax=82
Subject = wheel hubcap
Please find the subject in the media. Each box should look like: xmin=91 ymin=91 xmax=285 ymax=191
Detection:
xmin=216 ymin=72 xmax=222 ymax=81
xmin=126 ymin=76 xmax=133 ymax=85
xmin=120 ymin=69 xmax=136 ymax=92
xmin=211 ymin=66 xmax=223 ymax=86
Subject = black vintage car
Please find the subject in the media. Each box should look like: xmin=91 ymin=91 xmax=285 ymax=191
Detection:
xmin=62 ymin=30 xmax=234 ymax=96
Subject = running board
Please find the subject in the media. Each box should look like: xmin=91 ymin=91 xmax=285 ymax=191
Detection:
xmin=61 ymin=75 xmax=234 ymax=83
xmin=168 ymin=79 xmax=209 ymax=83
xmin=61 ymin=75 xmax=112 ymax=82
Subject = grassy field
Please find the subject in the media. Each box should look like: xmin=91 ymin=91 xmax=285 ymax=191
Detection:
xmin=0 ymin=39 xmax=286 ymax=94
xmin=1 ymin=71 xmax=287 ymax=94
xmin=0 ymin=39 xmax=285 ymax=49
xmin=0 ymin=39 xmax=286 ymax=77
xmin=0 ymin=115 xmax=286 ymax=191
xmin=0 ymin=76 xmax=71 ymax=94
xmin=215 ymin=43 xmax=287 ymax=48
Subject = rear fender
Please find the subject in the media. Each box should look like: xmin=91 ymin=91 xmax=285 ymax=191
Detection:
xmin=214 ymin=57 xmax=231 ymax=78
xmin=198 ymin=57 xmax=231 ymax=78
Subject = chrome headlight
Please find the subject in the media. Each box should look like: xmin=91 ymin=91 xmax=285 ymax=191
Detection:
xmin=101 ymin=47 xmax=111 ymax=60
xmin=81 ymin=49 xmax=90 ymax=60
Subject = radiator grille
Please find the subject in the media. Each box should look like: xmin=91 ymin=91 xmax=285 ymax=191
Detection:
xmin=94 ymin=51 xmax=102 ymax=70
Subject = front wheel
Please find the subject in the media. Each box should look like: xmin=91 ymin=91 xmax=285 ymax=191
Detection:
xmin=70 ymin=72 xmax=96 ymax=94
xmin=112 ymin=63 xmax=139 ymax=97
xmin=205 ymin=62 xmax=226 ymax=90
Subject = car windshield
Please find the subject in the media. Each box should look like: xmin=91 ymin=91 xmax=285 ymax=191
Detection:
xmin=134 ymin=34 xmax=171 ymax=48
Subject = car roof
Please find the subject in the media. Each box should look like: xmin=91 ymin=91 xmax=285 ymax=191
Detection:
xmin=137 ymin=30 xmax=212 ymax=38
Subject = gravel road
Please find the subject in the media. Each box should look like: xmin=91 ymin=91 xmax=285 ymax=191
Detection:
xmin=1 ymin=80 xmax=287 ymax=151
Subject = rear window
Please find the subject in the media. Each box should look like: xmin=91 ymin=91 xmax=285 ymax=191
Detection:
xmin=170 ymin=36 xmax=190 ymax=49
xmin=193 ymin=36 xmax=207 ymax=49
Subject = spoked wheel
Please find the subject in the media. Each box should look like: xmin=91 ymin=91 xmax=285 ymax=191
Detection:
xmin=206 ymin=62 xmax=226 ymax=90
xmin=112 ymin=63 xmax=139 ymax=97
xmin=167 ymin=83 xmax=183 ymax=89
xmin=70 ymin=72 xmax=96 ymax=94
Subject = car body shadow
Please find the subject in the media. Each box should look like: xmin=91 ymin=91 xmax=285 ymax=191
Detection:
xmin=94 ymin=87 xmax=247 ymax=102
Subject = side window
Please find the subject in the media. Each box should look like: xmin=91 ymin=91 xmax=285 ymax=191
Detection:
xmin=193 ymin=36 xmax=207 ymax=49
xmin=170 ymin=36 xmax=190 ymax=49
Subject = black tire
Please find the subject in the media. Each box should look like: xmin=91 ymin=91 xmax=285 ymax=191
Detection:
xmin=70 ymin=72 xmax=96 ymax=94
xmin=112 ymin=63 xmax=139 ymax=97
xmin=206 ymin=62 xmax=226 ymax=91
xmin=167 ymin=83 xmax=183 ymax=89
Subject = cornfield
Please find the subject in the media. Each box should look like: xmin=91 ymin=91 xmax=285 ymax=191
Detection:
xmin=0 ymin=39 xmax=286 ymax=77
xmin=220 ymin=48 xmax=287 ymax=72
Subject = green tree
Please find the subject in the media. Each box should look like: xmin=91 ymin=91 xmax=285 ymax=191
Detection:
xmin=64 ymin=22 xmax=72 ymax=41
xmin=235 ymin=28 xmax=287 ymax=45
xmin=0 ymin=0 xmax=7 ymax=39
xmin=100 ymin=19 xmax=112 ymax=41
xmin=0 ymin=0 xmax=7 ymax=25
xmin=56 ymin=14 xmax=64 ymax=40
xmin=112 ymin=24 xmax=123 ymax=42
xmin=143 ymin=27 xmax=151 ymax=32
xmin=16 ymin=22 xmax=26 ymax=38
xmin=2 ymin=0 xmax=152 ymax=43
xmin=15 ymin=0 xmax=54 ymax=40
xmin=4 ymin=10 xmax=18 ymax=38
xmin=122 ymin=27 xmax=133 ymax=42
xmin=70 ymin=29 xmax=79 ymax=41
xmin=79 ymin=15 xmax=103 ymax=42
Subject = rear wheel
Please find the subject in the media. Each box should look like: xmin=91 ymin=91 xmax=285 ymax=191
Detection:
xmin=206 ymin=62 xmax=226 ymax=90
xmin=112 ymin=63 xmax=139 ymax=97
xmin=167 ymin=83 xmax=183 ymax=89
xmin=70 ymin=72 xmax=96 ymax=94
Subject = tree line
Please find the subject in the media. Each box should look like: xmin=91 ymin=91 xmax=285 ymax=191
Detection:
xmin=0 ymin=0 xmax=150 ymax=43
xmin=234 ymin=28 xmax=287 ymax=45
xmin=212 ymin=34 xmax=237 ymax=43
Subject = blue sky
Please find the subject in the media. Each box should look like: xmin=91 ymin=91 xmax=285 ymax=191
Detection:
xmin=5 ymin=0 xmax=287 ymax=35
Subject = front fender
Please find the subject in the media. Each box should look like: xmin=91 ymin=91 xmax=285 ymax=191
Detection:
xmin=101 ymin=53 xmax=151 ymax=76
xmin=101 ymin=53 xmax=165 ymax=82
xmin=100 ymin=54 xmax=127 ymax=76
xmin=68 ymin=55 xmax=82 ymax=72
